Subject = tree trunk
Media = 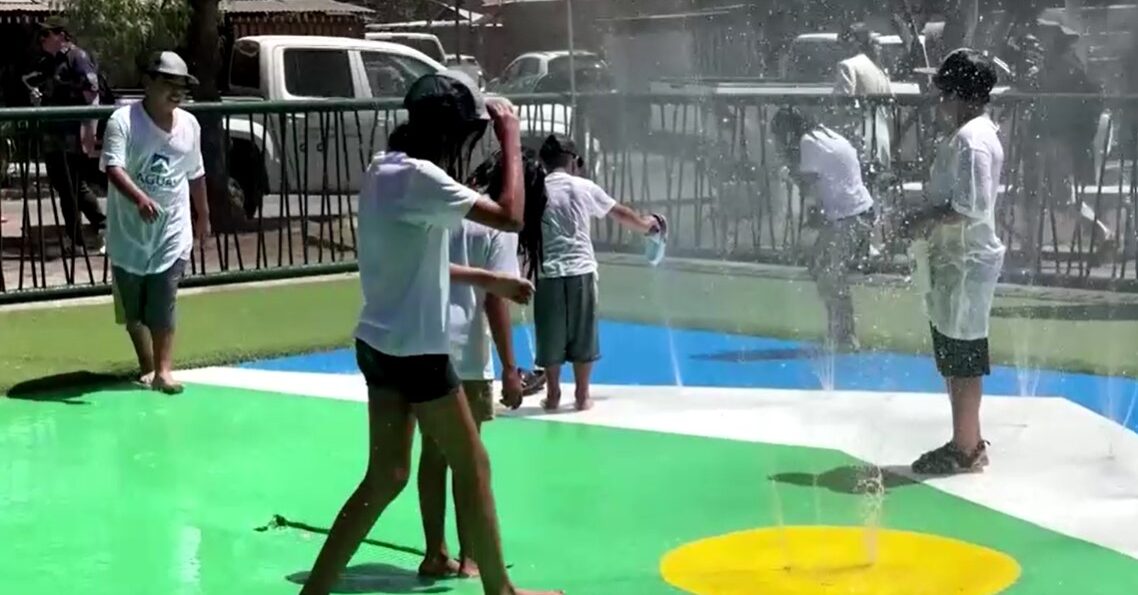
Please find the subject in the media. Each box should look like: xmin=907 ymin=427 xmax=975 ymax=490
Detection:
xmin=186 ymin=0 xmax=245 ymax=233
xmin=941 ymin=0 xmax=980 ymax=52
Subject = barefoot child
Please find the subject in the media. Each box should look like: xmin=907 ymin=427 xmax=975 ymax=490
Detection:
xmin=100 ymin=52 xmax=209 ymax=394
xmin=416 ymin=150 xmax=529 ymax=579
xmin=534 ymin=134 xmax=665 ymax=411
xmin=300 ymin=71 xmax=561 ymax=595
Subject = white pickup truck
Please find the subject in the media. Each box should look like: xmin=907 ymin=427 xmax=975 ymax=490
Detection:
xmin=195 ymin=35 xmax=575 ymax=216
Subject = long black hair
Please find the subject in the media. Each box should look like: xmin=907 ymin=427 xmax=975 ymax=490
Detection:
xmin=469 ymin=148 xmax=549 ymax=282
xmin=386 ymin=117 xmax=487 ymax=183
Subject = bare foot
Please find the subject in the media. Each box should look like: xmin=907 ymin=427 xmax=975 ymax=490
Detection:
xmin=541 ymin=389 xmax=561 ymax=412
xmin=152 ymin=374 xmax=184 ymax=395
xmin=574 ymin=388 xmax=594 ymax=411
xmin=418 ymin=555 xmax=460 ymax=578
xmin=456 ymin=557 xmax=480 ymax=578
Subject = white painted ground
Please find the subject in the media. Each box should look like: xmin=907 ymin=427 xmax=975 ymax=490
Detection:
xmin=178 ymin=366 xmax=1138 ymax=560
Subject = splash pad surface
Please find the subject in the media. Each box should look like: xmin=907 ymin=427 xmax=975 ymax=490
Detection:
xmin=3 ymin=320 xmax=1137 ymax=594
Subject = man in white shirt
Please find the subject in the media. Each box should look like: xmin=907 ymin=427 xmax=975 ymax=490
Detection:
xmin=772 ymin=107 xmax=874 ymax=351
xmin=99 ymin=52 xmax=209 ymax=395
xmin=898 ymin=49 xmax=1005 ymax=475
xmin=533 ymin=134 xmax=664 ymax=412
xmin=834 ymin=23 xmax=894 ymax=176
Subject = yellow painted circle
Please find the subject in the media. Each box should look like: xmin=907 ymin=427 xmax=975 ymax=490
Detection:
xmin=660 ymin=526 xmax=1021 ymax=595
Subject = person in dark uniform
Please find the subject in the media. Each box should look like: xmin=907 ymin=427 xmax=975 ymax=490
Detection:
xmin=33 ymin=16 xmax=107 ymax=254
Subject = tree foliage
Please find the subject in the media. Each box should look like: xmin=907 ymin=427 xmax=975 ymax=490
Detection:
xmin=52 ymin=0 xmax=193 ymax=86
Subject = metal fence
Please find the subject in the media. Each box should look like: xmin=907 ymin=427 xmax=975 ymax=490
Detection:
xmin=0 ymin=91 xmax=1135 ymax=303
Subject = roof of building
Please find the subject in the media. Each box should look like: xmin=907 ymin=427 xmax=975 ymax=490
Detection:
xmin=0 ymin=0 xmax=371 ymax=14
xmin=227 ymin=0 xmax=371 ymax=14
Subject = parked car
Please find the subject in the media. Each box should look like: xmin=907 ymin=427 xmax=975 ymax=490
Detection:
xmin=363 ymin=31 xmax=447 ymax=65
xmin=486 ymin=50 xmax=612 ymax=95
xmin=445 ymin=54 xmax=485 ymax=90
xmin=115 ymin=36 xmax=581 ymax=217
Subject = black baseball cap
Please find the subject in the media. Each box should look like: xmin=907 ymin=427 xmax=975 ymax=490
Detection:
xmin=930 ymin=48 xmax=998 ymax=103
xmin=404 ymin=70 xmax=489 ymax=126
xmin=539 ymin=133 xmax=579 ymax=163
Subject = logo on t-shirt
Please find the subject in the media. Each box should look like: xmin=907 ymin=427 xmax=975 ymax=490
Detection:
xmin=137 ymin=153 xmax=179 ymax=190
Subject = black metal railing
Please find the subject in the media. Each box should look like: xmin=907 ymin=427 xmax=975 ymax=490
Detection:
xmin=0 ymin=92 xmax=1135 ymax=302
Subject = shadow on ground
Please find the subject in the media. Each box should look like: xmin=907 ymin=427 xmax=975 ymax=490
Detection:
xmin=770 ymin=465 xmax=920 ymax=495
xmin=286 ymin=564 xmax=449 ymax=594
xmin=992 ymin=303 xmax=1138 ymax=321
xmin=3 ymin=371 xmax=132 ymax=404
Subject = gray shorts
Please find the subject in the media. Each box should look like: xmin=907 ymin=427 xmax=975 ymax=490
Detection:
xmin=111 ymin=259 xmax=187 ymax=331
xmin=534 ymin=272 xmax=599 ymax=367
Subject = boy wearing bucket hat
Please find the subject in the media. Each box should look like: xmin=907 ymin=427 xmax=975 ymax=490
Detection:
xmin=100 ymin=51 xmax=209 ymax=395
xmin=898 ymin=49 xmax=1005 ymax=475
xmin=300 ymin=70 xmax=560 ymax=595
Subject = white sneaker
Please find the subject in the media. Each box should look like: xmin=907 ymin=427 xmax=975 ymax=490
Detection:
xmin=95 ymin=229 xmax=107 ymax=255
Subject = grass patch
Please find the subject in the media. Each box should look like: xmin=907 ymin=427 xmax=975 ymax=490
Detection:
xmin=4 ymin=262 xmax=1138 ymax=395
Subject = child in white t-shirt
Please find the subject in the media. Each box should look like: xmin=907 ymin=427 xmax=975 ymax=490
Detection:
xmin=772 ymin=107 xmax=874 ymax=351
xmin=898 ymin=49 xmax=1005 ymax=476
xmin=530 ymin=134 xmax=664 ymax=411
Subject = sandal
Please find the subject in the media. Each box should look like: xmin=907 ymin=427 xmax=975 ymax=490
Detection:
xmin=521 ymin=368 xmax=547 ymax=397
xmin=911 ymin=440 xmax=990 ymax=475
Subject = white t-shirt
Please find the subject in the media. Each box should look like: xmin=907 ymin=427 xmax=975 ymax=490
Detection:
xmin=449 ymin=220 xmax=520 ymax=380
xmin=99 ymin=103 xmax=204 ymax=275
xmin=923 ymin=114 xmax=1007 ymax=340
xmin=798 ymin=126 xmax=874 ymax=221
xmin=540 ymin=171 xmax=616 ymax=279
xmin=354 ymin=152 xmax=481 ymax=357
xmin=834 ymin=53 xmax=893 ymax=169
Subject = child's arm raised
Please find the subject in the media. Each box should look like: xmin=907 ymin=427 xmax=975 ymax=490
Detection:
xmin=465 ymin=98 xmax=525 ymax=232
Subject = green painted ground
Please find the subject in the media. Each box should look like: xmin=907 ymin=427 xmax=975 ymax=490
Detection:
xmin=4 ymin=260 xmax=1138 ymax=395
xmin=2 ymin=383 xmax=1136 ymax=594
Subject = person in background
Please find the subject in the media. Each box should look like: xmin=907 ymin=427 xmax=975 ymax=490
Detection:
xmin=898 ymin=49 xmax=1005 ymax=475
xmin=533 ymin=134 xmax=664 ymax=412
xmin=772 ymin=107 xmax=874 ymax=352
xmin=34 ymin=16 xmax=108 ymax=255
xmin=414 ymin=148 xmax=529 ymax=580
xmin=99 ymin=52 xmax=209 ymax=394
xmin=299 ymin=70 xmax=560 ymax=595
xmin=833 ymin=22 xmax=894 ymax=180
xmin=1023 ymin=26 xmax=1113 ymax=268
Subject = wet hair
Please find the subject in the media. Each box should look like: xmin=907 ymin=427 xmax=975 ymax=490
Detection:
xmin=470 ymin=148 xmax=549 ymax=281
xmin=770 ymin=107 xmax=817 ymax=149
xmin=385 ymin=118 xmax=487 ymax=182
xmin=933 ymin=48 xmax=998 ymax=105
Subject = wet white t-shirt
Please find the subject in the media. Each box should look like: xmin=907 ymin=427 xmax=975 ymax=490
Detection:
xmin=354 ymin=152 xmax=480 ymax=357
xmin=449 ymin=220 xmax=520 ymax=380
xmin=100 ymin=103 xmax=204 ymax=275
xmin=923 ymin=114 xmax=1007 ymax=340
xmin=798 ymin=126 xmax=874 ymax=221
xmin=540 ymin=171 xmax=616 ymax=279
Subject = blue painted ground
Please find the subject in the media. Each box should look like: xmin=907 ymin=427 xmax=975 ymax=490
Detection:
xmin=240 ymin=320 xmax=1138 ymax=433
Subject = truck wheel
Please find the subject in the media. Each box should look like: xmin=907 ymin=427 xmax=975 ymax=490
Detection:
xmin=228 ymin=142 xmax=266 ymax=220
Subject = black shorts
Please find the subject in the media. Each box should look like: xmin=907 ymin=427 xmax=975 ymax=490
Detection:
xmin=930 ymin=325 xmax=991 ymax=378
xmin=354 ymin=339 xmax=459 ymax=403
